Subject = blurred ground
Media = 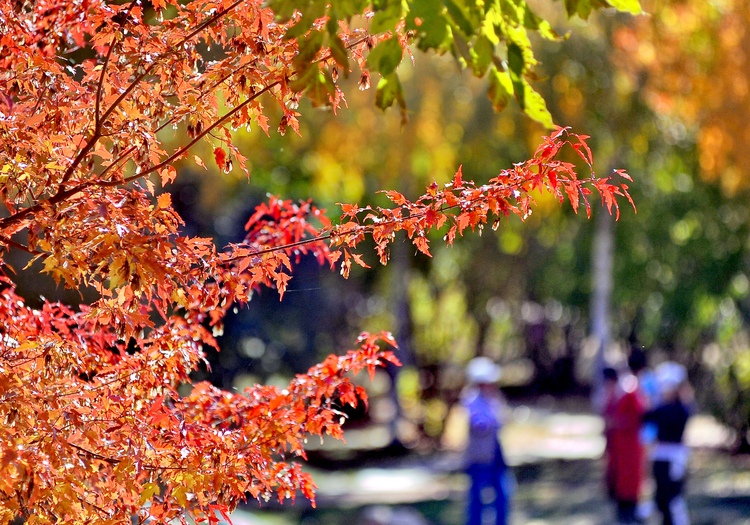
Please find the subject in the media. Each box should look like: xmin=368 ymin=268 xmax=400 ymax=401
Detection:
xmin=228 ymin=401 xmax=750 ymax=525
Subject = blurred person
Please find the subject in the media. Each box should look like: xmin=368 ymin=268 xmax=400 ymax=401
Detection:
xmin=643 ymin=362 xmax=694 ymax=525
xmin=463 ymin=357 xmax=511 ymax=525
xmin=628 ymin=348 xmax=660 ymax=443
xmin=600 ymin=366 xmax=647 ymax=524
xmin=628 ymin=348 xmax=660 ymax=522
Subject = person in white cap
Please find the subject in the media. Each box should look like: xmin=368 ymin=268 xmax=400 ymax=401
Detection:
xmin=643 ymin=361 xmax=694 ymax=525
xmin=462 ymin=356 xmax=510 ymax=525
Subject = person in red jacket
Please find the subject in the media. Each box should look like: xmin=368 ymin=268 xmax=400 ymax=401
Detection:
xmin=601 ymin=366 xmax=647 ymax=524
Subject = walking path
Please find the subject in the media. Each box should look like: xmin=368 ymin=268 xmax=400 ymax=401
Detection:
xmin=228 ymin=407 xmax=750 ymax=525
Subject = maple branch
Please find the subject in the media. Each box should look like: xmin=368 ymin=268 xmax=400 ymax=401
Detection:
xmin=31 ymin=76 xmax=50 ymax=117
xmin=0 ymin=235 xmax=40 ymax=255
xmin=55 ymin=133 xmax=102 ymax=195
xmin=98 ymin=0 xmax=244 ymax=129
xmin=95 ymin=38 xmax=118 ymax=130
xmin=124 ymin=35 xmax=372 ymax=183
xmin=56 ymin=363 xmax=151 ymax=398
xmin=0 ymin=33 xmax=371 ymax=234
xmin=95 ymin=0 xmax=139 ymax=130
xmin=68 ymin=442 xmax=120 ymax=465
xmin=153 ymin=33 xmax=371 ymax=137
xmin=221 ymin=180 xmax=525 ymax=262
xmin=98 ymin=145 xmax=137 ymax=181
xmin=58 ymin=0 xmax=243 ymax=192
xmin=107 ymin=81 xmax=281 ymax=186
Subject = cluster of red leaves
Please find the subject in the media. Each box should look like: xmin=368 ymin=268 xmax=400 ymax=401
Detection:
xmin=0 ymin=0 xmax=398 ymax=522
xmin=0 ymin=0 xmax=633 ymax=524
xmin=0 ymin=287 xmax=398 ymax=524
xmin=235 ymin=127 xmax=634 ymax=280
xmin=327 ymin=127 xmax=634 ymax=275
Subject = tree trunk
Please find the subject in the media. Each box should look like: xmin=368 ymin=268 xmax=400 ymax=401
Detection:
xmin=387 ymin=238 xmax=414 ymax=448
xmin=590 ymin=208 xmax=615 ymax=400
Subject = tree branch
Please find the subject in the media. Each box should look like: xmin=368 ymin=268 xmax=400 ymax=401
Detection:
xmin=104 ymin=81 xmax=280 ymax=187
xmin=0 ymin=30 xmax=371 ymax=234
xmin=0 ymin=236 xmax=41 ymax=255
xmin=97 ymin=0 xmax=244 ymax=128
xmin=0 ymin=2 xmax=245 ymax=232
xmin=68 ymin=442 xmax=120 ymax=465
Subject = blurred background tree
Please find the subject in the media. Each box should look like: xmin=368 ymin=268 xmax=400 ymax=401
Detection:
xmin=607 ymin=0 xmax=750 ymax=449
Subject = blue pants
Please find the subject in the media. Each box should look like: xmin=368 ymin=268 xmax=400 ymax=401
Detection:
xmin=466 ymin=464 xmax=508 ymax=525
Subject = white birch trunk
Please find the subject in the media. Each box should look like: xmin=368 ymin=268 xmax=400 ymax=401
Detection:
xmin=590 ymin=208 xmax=614 ymax=400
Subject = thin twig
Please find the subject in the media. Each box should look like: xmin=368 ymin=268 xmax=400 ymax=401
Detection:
xmin=104 ymin=81 xmax=280 ymax=187
xmin=94 ymin=0 xmax=139 ymax=129
xmin=95 ymin=38 xmax=118 ymax=129
xmin=68 ymin=442 xmax=120 ymax=464
xmin=97 ymin=145 xmax=137 ymax=181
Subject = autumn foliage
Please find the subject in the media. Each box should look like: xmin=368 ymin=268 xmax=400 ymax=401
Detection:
xmin=1 ymin=0 xmax=635 ymax=523
xmin=612 ymin=0 xmax=750 ymax=194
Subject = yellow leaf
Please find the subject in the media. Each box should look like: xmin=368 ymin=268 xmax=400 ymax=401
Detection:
xmin=139 ymin=482 xmax=161 ymax=506
xmin=42 ymin=256 xmax=59 ymax=275
xmin=109 ymin=257 xmax=129 ymax=289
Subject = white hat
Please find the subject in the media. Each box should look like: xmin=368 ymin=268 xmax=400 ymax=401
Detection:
xmin=655 ymin=361 xmax=687 ymax=392
xmin=466 ymin=357 xmax=502 ymax=384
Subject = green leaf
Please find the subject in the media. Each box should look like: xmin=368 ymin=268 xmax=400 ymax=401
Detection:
xmin=498 ymin=0 xmax=520 ymax=24
xmin=487 ymin=66 xmax=513 ymax=112
xmin=451 ymin=31 xmax=472 ymax=68
xmin=267 ymin=0 xmax=298 ymax=23
xmin=443 ymin=0 xmax=475 ymax=37
xmin=375 ymin=72 xmax=405 ymax=112
xmin=328 ymin=33 xmax=349 ymax=70
xmin=406 ymin=0 xmax=452 ymax=52
xmin=289 ymin=64 xmax=336 ymax=106
xmin=291 ymin=67 xmax=335 ymax=107
xmin=520 ymin=2 xmax=561 ymax=40
xmin=507 ymin=42 xmax=525 ymax=81
xmin=505 ymin=43 xmax=552 ymax=127
xmin=308 ymin=69 xmax=337 ymax=107
xmin=330 ymin=0 xmax=368 ymax=21
xmin=284 ymin=0 xmax=327 ymax=39
xmin=563 ymin=0 xmax=609 ymax=19
xmin=293 ymin=30 xmax=325 ymax=68
xmin=289 ymin=61 xmax=319 ymax=92
xmin=506 ymin=25 xmax=536 ymax=66
xmin=371 ymin=0 xmax=404 ymax=33
xmin=469 ymin=35 xmax=494 ymax=77
xmin=517 ymin=79 xmax=554 ymax=128
xmin=366 ymin=37 xmax=404 ymax=76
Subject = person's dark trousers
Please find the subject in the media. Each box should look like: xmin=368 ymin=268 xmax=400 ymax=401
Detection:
xmin=616 ymin=500 xmax=640 ymax=524
xmin=466 ymin=463 xmax=508 ymax=525
xmin=653 ymin=460 xmax=687 ymax=525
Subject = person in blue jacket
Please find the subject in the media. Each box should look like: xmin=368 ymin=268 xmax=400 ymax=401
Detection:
xmin=463 ymin=357 xmax=511 ymax=525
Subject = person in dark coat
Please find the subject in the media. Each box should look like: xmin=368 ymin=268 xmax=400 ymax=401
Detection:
xmin=644 ymin=362 xmax=693 ymax=525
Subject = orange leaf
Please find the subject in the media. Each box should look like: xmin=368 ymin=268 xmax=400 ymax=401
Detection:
xmin=156 ymin=193 xmax=171 ymax=210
